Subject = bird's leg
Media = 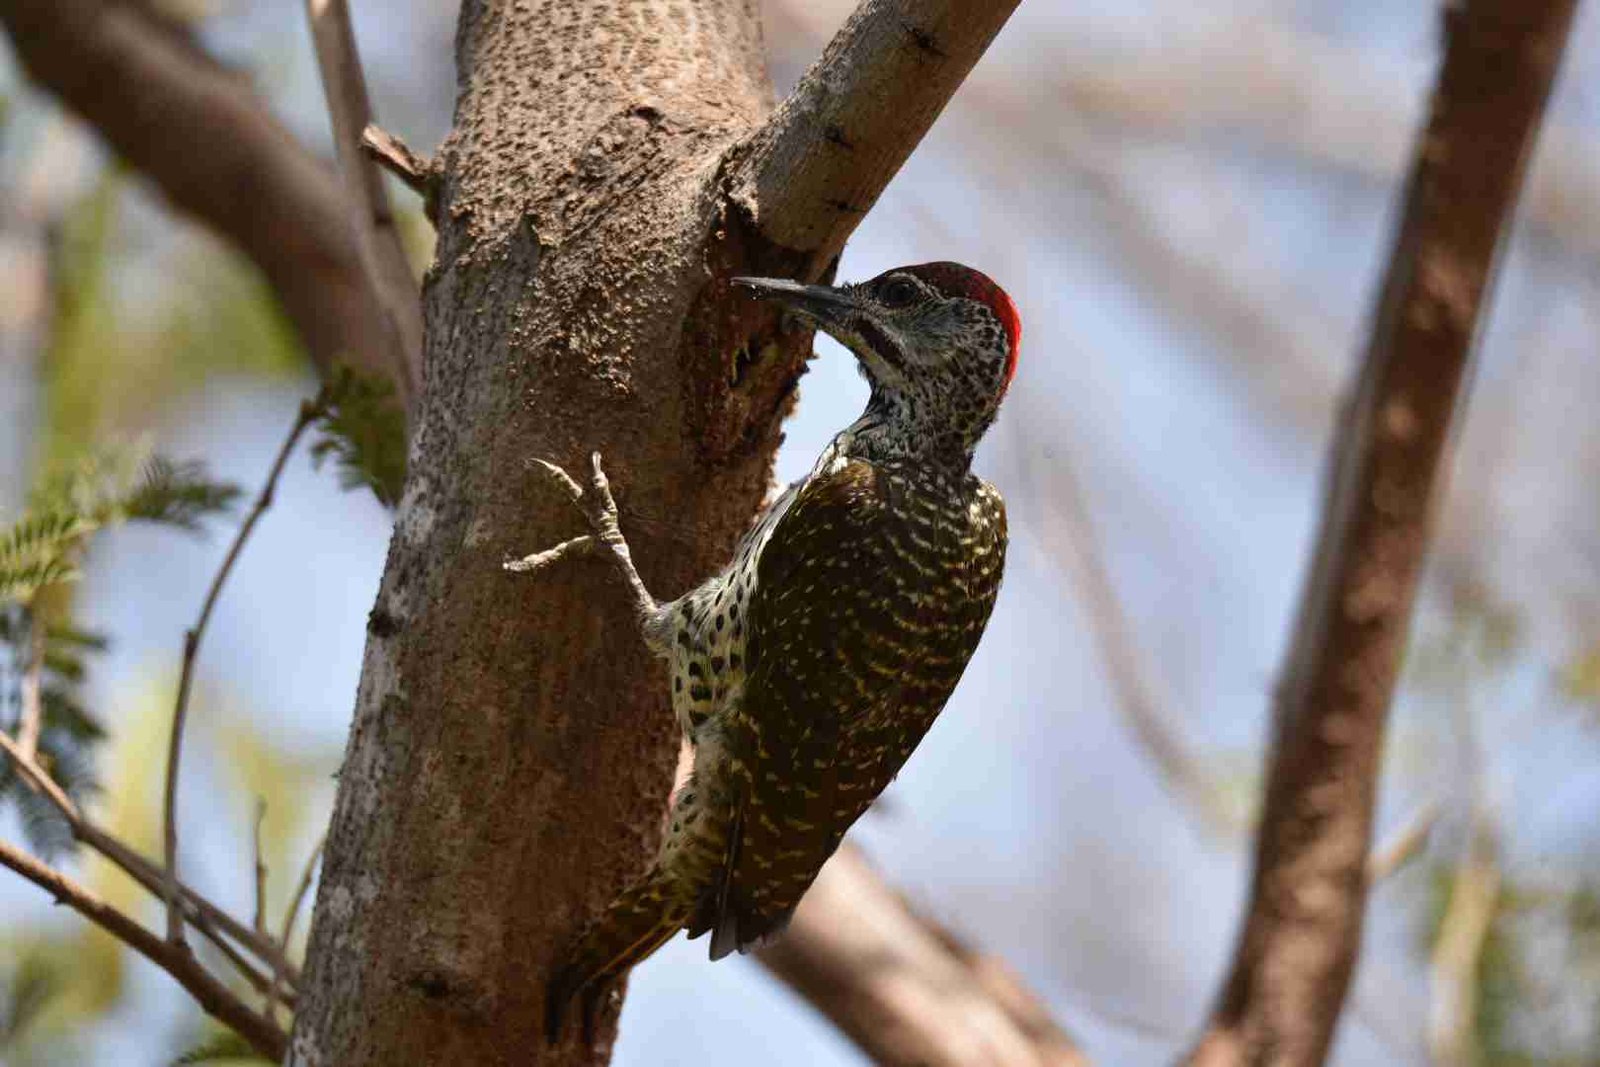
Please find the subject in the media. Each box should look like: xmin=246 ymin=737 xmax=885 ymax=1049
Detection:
xmin=505 ymin=452 xmax=666 ymax=647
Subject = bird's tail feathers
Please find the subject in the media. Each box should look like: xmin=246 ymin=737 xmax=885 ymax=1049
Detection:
xmin=545 ymin=866 xmax=689 ymax=1044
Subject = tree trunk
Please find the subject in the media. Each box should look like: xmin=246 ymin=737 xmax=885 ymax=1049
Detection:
xmin=286 ymin=4 xmax=776 ymax=1062
xmin=288 ymin=1 xmax=1016 ymax=1062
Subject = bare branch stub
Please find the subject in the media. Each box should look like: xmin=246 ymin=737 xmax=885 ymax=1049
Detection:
xmin=361 ymin=124 xmax=436 ymax=200
xmin=1186 ymin=3 xmax=1580 ymax=1065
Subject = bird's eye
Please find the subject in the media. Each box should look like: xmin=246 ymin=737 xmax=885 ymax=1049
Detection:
xmin=878 ymin=277 xmax=919 ymax=309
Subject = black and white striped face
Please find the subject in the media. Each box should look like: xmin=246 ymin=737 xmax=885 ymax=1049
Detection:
xmin=735 ymin=263 xmax=1021 ymax=457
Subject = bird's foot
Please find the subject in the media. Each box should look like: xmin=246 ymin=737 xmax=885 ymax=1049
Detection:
xmin=505 ymin=453 xmax=660 ymax=626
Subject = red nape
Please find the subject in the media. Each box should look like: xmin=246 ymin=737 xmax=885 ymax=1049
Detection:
xmin=900 ymin=262 xmax=1021 ymax=390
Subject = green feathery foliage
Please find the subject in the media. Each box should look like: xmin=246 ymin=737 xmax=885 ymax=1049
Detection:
xmin=1 ymin=448 xmax=237 ymax=853
xmin=309 ymin=363 xmax=407 ymax=507
xmin=1 ymin=448 xmax=240 ymax=606
xmin=0 ymin=515 xmax=92 ymax=605
xmin=121 ymin=457 xmax=244 ymax=532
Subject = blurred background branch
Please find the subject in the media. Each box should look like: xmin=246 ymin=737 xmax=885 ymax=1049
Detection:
xmin=0 ymin=0 xmax=408 ymax=395
xmin=1186 ymin=3 xmax=1580 ymax=1064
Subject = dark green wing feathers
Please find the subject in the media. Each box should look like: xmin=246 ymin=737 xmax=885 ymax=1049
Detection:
xmin=691 ymin=459 xmax=1007 ymax=957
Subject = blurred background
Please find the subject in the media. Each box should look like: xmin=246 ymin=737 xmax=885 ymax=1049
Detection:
xmin=3 ymin=1 xmax=1600 ymax=1063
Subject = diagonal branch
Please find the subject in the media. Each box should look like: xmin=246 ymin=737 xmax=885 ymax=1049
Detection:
xmin=0 ymin=0 xmax=404 ymax=397
xmin=758 ymin=845 xmax=1087 ymax=1067
xmin=732 ymin=0 xmax=1021 ymax=278
xmin=1184 ymin=3 xmax=1579 ymax=1064
xmin=304 ymin=0 xmax=424 ymax=412
xmin=0 ymin=728 xmax=294 ymax=993
xmin=0 ymin=836 xmax=287 ymax=1059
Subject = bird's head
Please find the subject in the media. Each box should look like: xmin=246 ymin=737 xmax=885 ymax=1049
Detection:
xmin=735 ymin=263 xmax=1020 ymax=462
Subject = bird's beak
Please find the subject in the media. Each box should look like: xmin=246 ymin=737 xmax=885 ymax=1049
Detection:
xmin=732 ymin=276 xmax=859 ymax=335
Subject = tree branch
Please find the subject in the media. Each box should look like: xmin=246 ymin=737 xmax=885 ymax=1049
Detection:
xmin=0 ymin=836 xmax=288 ymax=1059
xmin=15 ymin=614 xmax=44 ymax=761
xmin=1184 ymin=4 xmax=1579 ymax=1064
xmin=731 ymin=0 xmax=1020 ymax=277
xmin=304 ymin=0 xmax=424 ymax=412
xmin=1365 ymin=800 xmax=1439 ymax=884
xmin=0 ymin=728 xmax=294 ymax=993
xmin=270 ymin=834 xmax=324 ymax=1020
xmin=759 ymin=846 xmax=1087 ymax=1067
xmin=162 ymin=397 xmax=322 ymax=946
xmin=0 ymin=0 xmax=404 ymax=394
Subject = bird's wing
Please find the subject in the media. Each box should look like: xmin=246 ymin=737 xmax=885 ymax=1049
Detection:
xmin=689 ymin=459 xmax=1006 ymax=957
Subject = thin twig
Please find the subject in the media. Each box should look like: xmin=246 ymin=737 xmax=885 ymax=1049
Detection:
xmin=1367 ymin=800 xmax=1440 ymax=884
xmin=252 ymin=797 xmax=268 ymax=935
xmin=0 ymin=836 xmax=287 ymax=1059
xmin=281 ymin=833 xmax=325 ymax=951
xmin=161 ymin=398 xmax=323 ymax=946
xmin=15 ymin=615 xmax=44 ymax=761
xmin=269 ymin=833 xmax=325 ymax=1018
xmin=0 ymin=726 xmax=81 ymax=818
xmin=305 ymin=0 xmax=424 ymax=410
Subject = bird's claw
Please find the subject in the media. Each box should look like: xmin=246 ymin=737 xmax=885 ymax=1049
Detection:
xmin=528 ymin=457 xmax=584 ymax=502
xmin=506 ymin=452 xmax=624 ymax=576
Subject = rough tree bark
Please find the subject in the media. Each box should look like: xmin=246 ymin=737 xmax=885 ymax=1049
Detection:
xmin=1184 ymin=3 xmax=1579 ymax=1065
xmin=287 ymin=2 xmax=1019 ymax=1064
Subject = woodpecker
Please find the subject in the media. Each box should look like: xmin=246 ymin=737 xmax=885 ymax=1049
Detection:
xmin=509 ymin=262 xmax=1019 ymax=1041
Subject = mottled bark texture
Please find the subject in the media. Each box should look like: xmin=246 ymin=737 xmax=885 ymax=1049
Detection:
xmin=0 ymin=0 xmax=402 ymax=388
xmin=1185 ymin=3 xmax=1578 ymax=1065
xmin=289 ymin=1 xmax=1017 ymax=1064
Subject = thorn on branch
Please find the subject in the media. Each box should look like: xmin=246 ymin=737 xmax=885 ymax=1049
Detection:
xmin=361 ymin=123 xmax=437 ymax=201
